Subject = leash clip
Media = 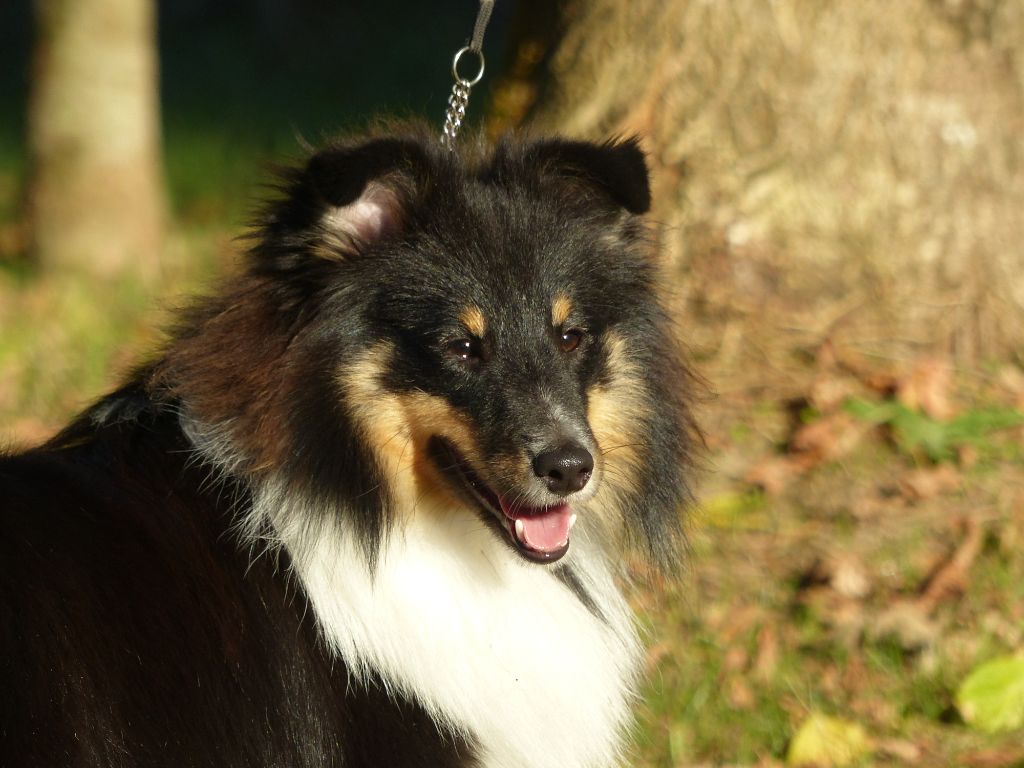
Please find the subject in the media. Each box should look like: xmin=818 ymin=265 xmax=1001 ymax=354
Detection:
xmin=441 ymin=1 xmax=494 ymax=150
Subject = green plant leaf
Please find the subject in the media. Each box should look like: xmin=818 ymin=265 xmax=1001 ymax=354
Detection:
xmin=947 ymin=408 xmax=1024 ymax=442
xmin=956 ymin=655 xmax=1024 ymax=733
xmin=786 ymin=712 xmax=870 ymax=767
xmin=892 ymin=407 xmax=954 ymax=461
xmin=845 ymin=397 xmax=1024 ymax=463
xmin=844 ymin=397 xmax=900 ymax=425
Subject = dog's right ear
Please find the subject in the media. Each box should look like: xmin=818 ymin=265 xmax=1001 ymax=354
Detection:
xmin=527 ymin=137 xmax=651 ymax=215
xmin=489 ymin=135 xmax=651 ymax=216
xmin=266 ymin=137 xmax=430 ymax=260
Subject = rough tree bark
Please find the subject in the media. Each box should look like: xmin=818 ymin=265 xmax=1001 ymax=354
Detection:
xmin=26 ymin=0 xmax=164 ymax=280
xmin=525 ymin=0 xmax=1024 ymax=362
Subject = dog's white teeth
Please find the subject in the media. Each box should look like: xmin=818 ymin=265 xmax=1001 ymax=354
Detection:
xmin=514 ymin=519 xmax=525 ymax=538
xmin=569 ymin=513 xmax=578 ymax=530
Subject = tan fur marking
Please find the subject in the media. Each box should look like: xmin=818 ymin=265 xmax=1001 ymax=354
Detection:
xmin=586 ymin=331 xmax=648 ymax=532
xmin=551 ymin=294 xmax=574 ymax=328
xmin=338 ymin=343 xmax=482 ymax=519
xmin=459 ymin=306 xmax=487 ymax=338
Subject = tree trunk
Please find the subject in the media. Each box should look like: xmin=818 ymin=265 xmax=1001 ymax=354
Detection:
xmin=26 ymin=0 xmax=164 ymax=280
xmin=527 ymin=0 xmax=1024 ymax=361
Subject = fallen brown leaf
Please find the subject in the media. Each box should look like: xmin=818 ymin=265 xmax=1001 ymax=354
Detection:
xmin=957 ymin=443 xmax=979 ymax=470
xmin=789 ymin=413 xmax=862 ymax=462
xmin=870 ymin=518 xmax=984 ymax=651
xmin=828 ymin=343 xmax=899 ymax=394
xmin=959 ymin=746 xmax=1024 ymax=768
xmin=897 ymin=358 xmax=954 ymax=420
xmin=916 ymin=517 xmax=984 ymax=614
xmin=808 ymin=374 xmax=856 ymax=413
xmin=746 ymin=455 xmax=800 ymax=494
xmin=723 ymin=645 xmax=749 ymax=673
xmin=753 ymin=623 xmax=779 ymax=681
xmin=877 ymin=738 xmax=922 ymax=763
xmin=796 ymin=555 xmax=871 ymax=600
xmin=746 ymin=414 xmax=868 ymax=494
xmin=727 ymin=677 xmax=756 ymax=710
xmin=718 ymin=605 xmax=762 ymax=644
xmin=899 ymin=464 xmax=962 ymax=501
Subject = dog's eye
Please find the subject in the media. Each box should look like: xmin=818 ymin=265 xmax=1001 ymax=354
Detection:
xmin=445 ymin=337 xmax=483 ymax=365
xmin=559 ymin=329 xmax=585 ymax=353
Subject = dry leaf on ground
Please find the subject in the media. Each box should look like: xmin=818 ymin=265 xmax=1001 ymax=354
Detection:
xmin=917 ymin=517 xmax=984 ymax=614
xmin=897 ymin=358 xmax=954 ymax=420
xmin=899 ymin=464 xmax=962 ymax=501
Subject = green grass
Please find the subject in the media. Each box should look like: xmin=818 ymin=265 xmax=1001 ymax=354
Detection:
xmin=630 ymin=416 xmax=1024 ymax=766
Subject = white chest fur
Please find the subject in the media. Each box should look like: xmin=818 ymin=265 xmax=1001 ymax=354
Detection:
xmin=262 ymin=489 xmax=641 ymax=768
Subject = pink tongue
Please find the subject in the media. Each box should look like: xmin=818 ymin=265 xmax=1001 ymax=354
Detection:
xmin=499 ymin=500 xmax=573 ymax=552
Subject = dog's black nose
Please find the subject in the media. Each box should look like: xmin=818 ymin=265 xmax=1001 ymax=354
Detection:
xmin=533 ymin=445 xmax=594 ymax=495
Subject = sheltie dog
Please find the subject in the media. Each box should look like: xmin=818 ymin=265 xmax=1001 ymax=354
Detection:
xmin=0 ymin=124 xmax=696 ymax=768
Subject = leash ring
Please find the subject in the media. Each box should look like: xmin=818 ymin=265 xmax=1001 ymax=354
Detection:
xmin=452 ymin=46 xmax=485 ymax=87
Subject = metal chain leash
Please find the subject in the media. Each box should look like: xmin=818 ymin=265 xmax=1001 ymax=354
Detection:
xmin=441 ymin=1 xmax=494 ymax=150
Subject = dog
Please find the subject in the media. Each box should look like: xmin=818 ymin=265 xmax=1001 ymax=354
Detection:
xmin=0 ymin=124 xmax=696 ymax=768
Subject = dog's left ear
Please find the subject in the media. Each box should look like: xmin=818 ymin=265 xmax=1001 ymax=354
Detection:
xmin=518 ymin=137 xmax=652 ymax=215
xmin=268 ymin=137 xmax=430 ymax=258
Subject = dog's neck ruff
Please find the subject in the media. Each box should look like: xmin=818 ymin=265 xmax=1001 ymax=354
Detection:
xmin=255 ymin=480 xmax=641 ymax=768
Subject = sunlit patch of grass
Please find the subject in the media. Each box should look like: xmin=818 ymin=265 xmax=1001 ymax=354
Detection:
xmin=0 ymin=228 xmax=226 ymax=446
xmin=634 ymin=418 xmax=1024 ymax=766
xmin=0 ymin=273 xmax=155 ymax=435
xmin=697 ymin=489 xmax=770 ymax=530
xmin=638 ymin=624 xmax=794 ymax=764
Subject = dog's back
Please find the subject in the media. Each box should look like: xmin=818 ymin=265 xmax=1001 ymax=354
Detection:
xmin=1 ymin=387 xmax=473 ymax=767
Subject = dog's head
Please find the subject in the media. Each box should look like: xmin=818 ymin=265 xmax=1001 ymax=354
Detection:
xmin=159 ymin=125 xmax=696 ymax=570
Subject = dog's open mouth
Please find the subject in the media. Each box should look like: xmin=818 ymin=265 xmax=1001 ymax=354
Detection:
xmin=429 ymin=437 xmax=575 ymax=564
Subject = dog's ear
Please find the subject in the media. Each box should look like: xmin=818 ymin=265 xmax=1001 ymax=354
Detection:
xmin=268 ymin=137 xmax=431 ymax=259
xmin=508 ymin=137 xmax=652 ymax=215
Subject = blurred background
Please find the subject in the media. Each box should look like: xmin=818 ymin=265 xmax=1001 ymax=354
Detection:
xmin=2 ymin=1 xmax=1023 ymax=765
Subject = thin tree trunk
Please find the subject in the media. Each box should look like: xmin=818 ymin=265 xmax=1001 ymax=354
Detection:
xmin=27 ymin=0 xmax=164 ymax=280
xmin=527 ymin=0 xmax=1024 ymax=361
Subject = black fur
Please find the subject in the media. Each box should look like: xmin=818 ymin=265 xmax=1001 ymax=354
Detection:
xmin=0 ymin=385 xmax=476 ymax=766
xmin=0 ymin=124 xmax=696 ymax=766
